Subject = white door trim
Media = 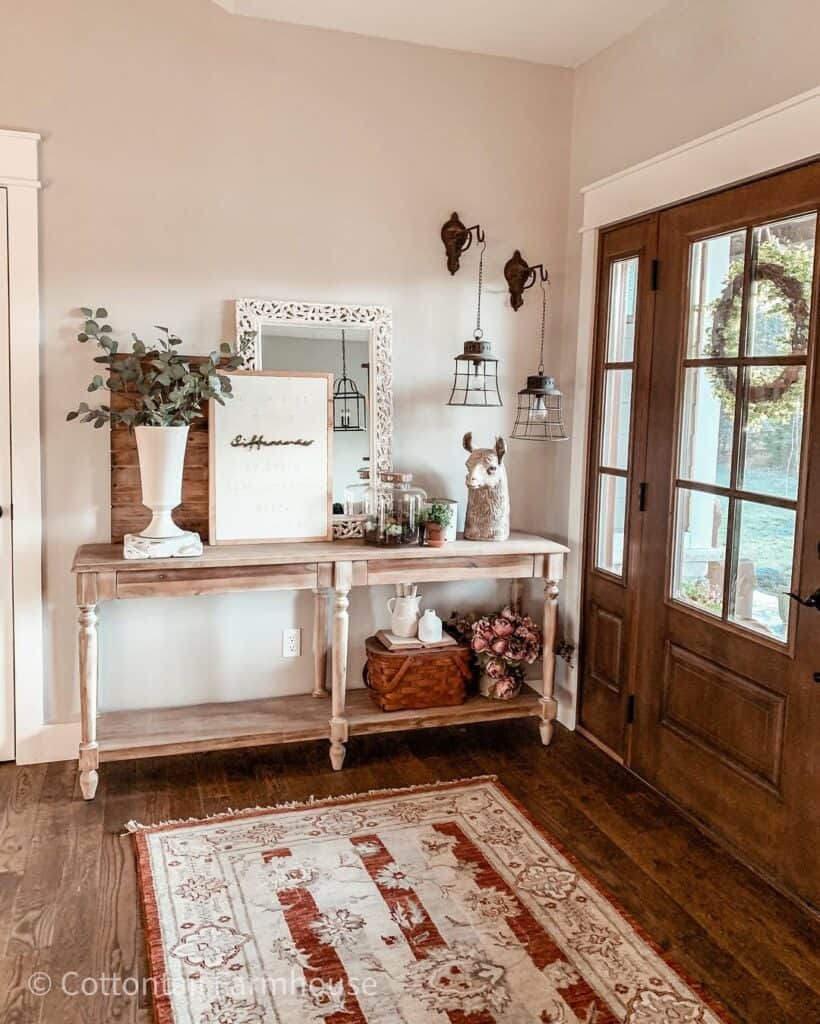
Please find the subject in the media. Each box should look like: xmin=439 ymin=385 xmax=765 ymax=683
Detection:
xmin=0 ymin=190 xmax=12 ymax=759
xmin=0 ymin=129 xmax=47 ymax=764
xmin=563 ymin=85 xmax=820 ymax=725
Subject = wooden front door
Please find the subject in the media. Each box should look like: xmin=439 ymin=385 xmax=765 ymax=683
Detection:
xmin=582 ymin=161 xmax=820 ymax=907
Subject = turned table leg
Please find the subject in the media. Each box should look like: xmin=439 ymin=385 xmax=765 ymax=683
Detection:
xmin=330 ymin=562 xmax=352 ymax=770
xmin=509 ymin=579 xmax=524 ymax=614
xmin=77 ymin=589 xmax=100 ymax=800
xmin=312 ymin=588 xmax=329 ymax=698
xmin=540 ymin=577 xmax=560 ymax=746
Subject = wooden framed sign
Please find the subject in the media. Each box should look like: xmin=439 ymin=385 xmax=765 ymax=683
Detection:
xmin=209 ymin=371 xmax=333 ymax=544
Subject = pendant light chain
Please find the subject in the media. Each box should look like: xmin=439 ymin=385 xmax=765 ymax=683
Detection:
xmin=538 ymin=278 xmax=547 ymax=375
xmin=341 ymin=329 xmax=348 ymax=378
xmin=474 ymin=238 xmax=486 ymax=339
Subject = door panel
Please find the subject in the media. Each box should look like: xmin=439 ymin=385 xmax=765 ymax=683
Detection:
xmin=633 ymin=162 xmax=820 ymax=906
xmin=579 ymin=217 xmax=657 ymax=757
xmin=0 ymin=189 xmax=13 ymax=761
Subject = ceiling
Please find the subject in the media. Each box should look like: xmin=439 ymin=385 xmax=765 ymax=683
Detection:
xmin=211 ymin=0 xmax=672 ymax=68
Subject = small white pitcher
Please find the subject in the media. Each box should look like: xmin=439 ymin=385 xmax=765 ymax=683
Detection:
xmin=387 ymin=595 xmax=422 ymax=637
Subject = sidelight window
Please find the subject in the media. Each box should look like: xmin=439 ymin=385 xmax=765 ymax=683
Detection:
xmin=594 ymin=256 xmax=639 ymax=578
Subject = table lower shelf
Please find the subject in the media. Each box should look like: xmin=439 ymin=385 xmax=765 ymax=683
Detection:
xmin=97 ymin=686 xmax=543 ymax=762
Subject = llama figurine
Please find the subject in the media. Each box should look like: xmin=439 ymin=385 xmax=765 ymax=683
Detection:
xmin=463 ymin=433 xmax=510 ymax=541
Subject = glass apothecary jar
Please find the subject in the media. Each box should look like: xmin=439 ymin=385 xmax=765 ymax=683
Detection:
xmin=365 ymin=472 xmax=427 ymax=546
xmin=344 ymin=466 xmax=372 ymax=515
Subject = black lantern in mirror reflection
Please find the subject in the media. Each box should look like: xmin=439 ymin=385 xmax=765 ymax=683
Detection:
xmin=446 ymin=230 xmax=502 ymax=407
xmin=333 ymin=330 xmax=367 ymax=432
xmin=511 ymin=275 xmax=568 ymax=441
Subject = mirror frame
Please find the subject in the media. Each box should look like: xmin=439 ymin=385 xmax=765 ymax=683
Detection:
xmin=235 ymin=298 xmax=393 ymax=539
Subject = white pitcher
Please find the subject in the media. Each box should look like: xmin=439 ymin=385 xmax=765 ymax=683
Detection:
xmin=387 ymin=595 xmax=422 ymax=638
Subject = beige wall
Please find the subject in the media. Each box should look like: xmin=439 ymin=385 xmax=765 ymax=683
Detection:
xmin=0 ymin=0 xmax=572 ymax=724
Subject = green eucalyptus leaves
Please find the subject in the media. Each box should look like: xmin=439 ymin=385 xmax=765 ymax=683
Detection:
xmin=66 ymin=307 xmax=244 ymax=429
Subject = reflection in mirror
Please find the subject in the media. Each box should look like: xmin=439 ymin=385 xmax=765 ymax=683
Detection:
xmin=258 ymin=324 xmax=370 ymax=509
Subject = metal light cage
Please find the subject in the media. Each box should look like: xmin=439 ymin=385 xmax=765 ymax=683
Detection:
xmin=511 ymin=274 xmax=569 ymax=441
xmin=333 ymin=330 xmax=367 ymax=432
xmin=447 ymin=336 xmax=503 ymax=407
xmin=511 ymin=374 xmax=568 ymax=440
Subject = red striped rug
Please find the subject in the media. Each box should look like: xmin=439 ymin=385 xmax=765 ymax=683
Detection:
xmin=132 ymin=777 xmax=733 ymax=1023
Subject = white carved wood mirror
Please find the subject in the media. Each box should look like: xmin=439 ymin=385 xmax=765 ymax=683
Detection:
xmin=235 ymin=299 xmax=393 ymax=538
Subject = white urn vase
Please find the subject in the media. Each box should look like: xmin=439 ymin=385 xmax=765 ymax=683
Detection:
xmin=123 ymin=425 xmax=203 ymax=559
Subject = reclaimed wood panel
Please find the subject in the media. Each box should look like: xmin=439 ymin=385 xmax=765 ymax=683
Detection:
xmin=109 ymin=359 xmax=211 ymax=543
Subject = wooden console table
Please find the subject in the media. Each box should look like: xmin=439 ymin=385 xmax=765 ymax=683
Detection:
xmin=71 ymin=532 xmax=568 ymax=799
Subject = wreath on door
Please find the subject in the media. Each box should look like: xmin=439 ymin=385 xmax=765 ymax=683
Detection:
xmin=707 ymin=259 xmax=807 ymax=414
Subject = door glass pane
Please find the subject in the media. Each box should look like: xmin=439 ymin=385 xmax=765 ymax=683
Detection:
xmin=739 ymin=367 xmax=805 ymax=500
xmin=672 ymin=488 xmax=729 ymax=617
xmin=601 ymin=369 xmax=632 ymax=469
xmin=606 ymin=258 xmax=638 ymax=362
xmin=596 ymin=473 xmax=627 ymax=576
xmin=730 ymin=500 xmax=796 ymax=641
xmin=687 ymin=229 xmax=747 ymax=358
xmin=747 ymin=212 xmax=817 ymax=357
xmin=678 ymin=366 xmax=735 ymax=486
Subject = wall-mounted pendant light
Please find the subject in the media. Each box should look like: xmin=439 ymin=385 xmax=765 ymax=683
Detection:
xmin=333 ymin=330 xmax=367 ymax=431
xmin=441 ymin=212 xmax=481 ymax=275
xmin=446 ymin=226 xmax=502 ymax=407
xmin=511 ymin=275 xmax=568 ymax=441
xmin=504 ymin=249 xmax=548 ymax=311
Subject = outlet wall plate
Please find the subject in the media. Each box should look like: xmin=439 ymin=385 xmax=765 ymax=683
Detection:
xmin=282 ymin=628 xmax=301 ymax=658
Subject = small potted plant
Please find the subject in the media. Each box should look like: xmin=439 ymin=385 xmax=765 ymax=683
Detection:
xmin=424 ymin=501 xmax=454 ymax=548
xmin=67 ymin=307 xmax=243 ymax=557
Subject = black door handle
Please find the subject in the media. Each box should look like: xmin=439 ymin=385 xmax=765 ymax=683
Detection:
xmin=786 ymin=588 xmax=820 ymax=610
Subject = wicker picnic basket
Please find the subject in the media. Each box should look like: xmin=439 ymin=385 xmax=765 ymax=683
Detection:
xmin=363 ymin=635 xmax=475 ymax=712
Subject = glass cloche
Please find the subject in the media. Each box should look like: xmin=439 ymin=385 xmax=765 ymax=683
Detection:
xmin=344 ymin=466 xmax=372 ymax=516
xmin=365 ymin=472 xmax=427 ymax=546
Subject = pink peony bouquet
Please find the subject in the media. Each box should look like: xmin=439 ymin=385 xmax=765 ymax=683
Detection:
xmin=468 ymin=606 xmax=543 ymax=700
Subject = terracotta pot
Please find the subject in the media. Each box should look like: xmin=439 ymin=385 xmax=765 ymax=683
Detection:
xmin=426 ymin=523 xmax=448 ymax=548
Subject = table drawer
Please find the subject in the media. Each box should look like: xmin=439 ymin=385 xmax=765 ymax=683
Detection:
xmin=365 ymin=554 xmax=535 ymax=586
xmin=116 ymin=562 xmax=319 ymax=599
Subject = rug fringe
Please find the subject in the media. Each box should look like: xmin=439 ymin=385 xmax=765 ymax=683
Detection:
xmin=121 ymin=774 xmax=499 ymax=836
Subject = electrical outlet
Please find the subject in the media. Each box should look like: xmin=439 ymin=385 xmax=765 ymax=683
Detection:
xmin=282 ymin=628 xmax=301 ymax=658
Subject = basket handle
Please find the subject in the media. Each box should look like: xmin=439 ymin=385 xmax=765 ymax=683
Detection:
xmin=365 ymin=656 xmax=414 ymax=695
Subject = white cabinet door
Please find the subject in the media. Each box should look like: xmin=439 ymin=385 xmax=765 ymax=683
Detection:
xmin=0 ymin=189 xmax=13 ymax=761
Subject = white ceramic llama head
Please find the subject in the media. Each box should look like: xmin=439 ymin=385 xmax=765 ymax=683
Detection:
xmin=462 ymin=433 xmax=510 ymax=542
xmin=463 ymin=432 xmax=507 ymax=489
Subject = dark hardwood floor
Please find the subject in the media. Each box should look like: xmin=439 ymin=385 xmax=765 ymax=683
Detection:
xmin=0 ymin=719 xmax=817 ymax=1023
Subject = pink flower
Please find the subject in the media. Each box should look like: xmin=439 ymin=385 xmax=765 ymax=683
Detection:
xmin=505 ymin=637 xmax=525 ymax=662
xmin=491 ymin=638 xmax=508 ymax=655
xmin=494 ymin=677 xmax=520 ymax=700
xmin=491 ymin=617 xmax=515 ymax=637
xmin=472 ymin=636 xmax=488 ymax=653
xmin=485 ymin=658 xmax=506 ymax=679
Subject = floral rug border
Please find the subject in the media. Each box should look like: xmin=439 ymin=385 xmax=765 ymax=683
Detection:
xmin=131 ymin=775 xmax=735 ymax=1024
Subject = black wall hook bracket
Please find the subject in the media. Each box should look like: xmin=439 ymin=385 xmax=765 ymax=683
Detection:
xmin=504 ymin=249 xmax=549 ymax=310
xmin=441 ymin=212 xmax=485 ymax=275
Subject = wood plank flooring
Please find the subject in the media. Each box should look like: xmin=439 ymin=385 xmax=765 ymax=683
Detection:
xmin=0 ymin=720 xmax=817 ymax=1023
